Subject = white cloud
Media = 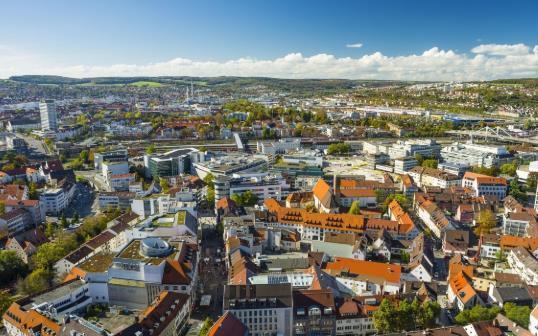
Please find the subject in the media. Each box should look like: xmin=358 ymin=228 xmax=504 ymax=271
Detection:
xmin=1 ymin=43 xmax=537 ymax=81
xmin=346 ymin=42 xmax=363 ymax=48
xmin=471 ymin=43 xmax=530 ymax=56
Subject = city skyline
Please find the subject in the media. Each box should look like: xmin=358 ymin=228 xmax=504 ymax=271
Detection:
xmin=1 ymin=0 xmax=538 ymax=80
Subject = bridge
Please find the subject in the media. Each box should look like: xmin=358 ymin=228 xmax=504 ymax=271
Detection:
xmin=446 ymin=126 xmax=538 ymax=145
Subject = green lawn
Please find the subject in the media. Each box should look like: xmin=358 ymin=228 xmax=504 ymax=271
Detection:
xmin=129 ymin=81 xmax=164 ymax=87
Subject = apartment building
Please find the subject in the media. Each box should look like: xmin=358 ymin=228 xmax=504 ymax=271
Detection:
xmin=408 ymin=166 xmax=461 ymax=189
xmin=462 ymin=172 xmax=507 ymax=199
xmin=507 ymin=247 xmax=538 ymax=286
xmin=223 ymin=283 xmax=293 ymax=336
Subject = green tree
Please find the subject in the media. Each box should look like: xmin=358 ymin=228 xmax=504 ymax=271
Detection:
xmin=0 ymin=251 xmax=28 ymax=286
xmin=417 ymin=301 xmax=440 ymax=329
xmin=0 ymin=201 xmax=5 ymax=215
xmin=203 ymin=173 xmax=215 ymax=189
xmin=146 ymin=144 xmax=156 ymax=154
xmin=526 ymin=172 xmax=538 ymax=192
xmin=0 ymin=292 xmax=13 ymax=321
xmin=17 ymin=268 xmax=52 ymax=295
xmin=33 ymin=242 xmax=66 ymax=269
xmin=422 ymin=159 xmax=438 ymax=169
xmin=206 ymin=188 xmax=215 ymax=207
xmin=500 ymin=162 xmax=518 ymax=176
xmin=455 ymin=305 xmax=501 ymax=325
xmin=327 ymin=143 xmax=351 ymax=155
xmin=159 ymin=178 xmax=170 ymax=193
xmin=61 ymin=214 xmax=69 ymax=228
xmin=79 ymin=150 xmax=89 ymax=163
xmin=28 ymin=182 xmax=39 ymax=200
xmin=198 ymin=317 xmax=214 ymax=336
xmin=504 ymin=303 xmax=531 ymax=328
xmin=509 ymin=179 xmax=527 ymax=203
xmin=474 ymin=209 xmax=496 ymax=235
xmin=348 ymin=201 xmax=361 ymax=215
xmin=374 ymin=299 xmax=399 ymax=333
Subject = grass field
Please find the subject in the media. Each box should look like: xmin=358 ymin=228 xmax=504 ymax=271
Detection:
xmin=129 ymin=81 xmax=164 ymax=87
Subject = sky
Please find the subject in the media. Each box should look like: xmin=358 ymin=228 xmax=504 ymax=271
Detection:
xmin=1 ymin=0 xmax=538 ymax=80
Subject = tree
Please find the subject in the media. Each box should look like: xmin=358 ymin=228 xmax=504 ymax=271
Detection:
xmin=146 ymin=144 xmax=156 ymax=154
xmin=348 ymin=201 xmax=361 ymax=215
xmin=61 ymin=214 xmax=69 ymax=228
xmin=455 ymin=305 xmax=501 ymax=325
xmin=206 ymin=188 xmax=215 ymax=207
xmin=203 ymin=173 xmax=215 ymax=189
xmin=0 ymin=292 xmax=13 ymax=321
xmin=28 ymin=182 xmax=39 ymax=200
xmin=198 ymin=317 xmax=214 ymax=336
xmin=504 ymin=303 xmax=531 ymax=328
xmin=0 ymin=201 xmax=5 ymax=215
xmin=417 ymin=300 xmax=440 ymax=329
xmin=374 ymin=299 xmax=399 ymax=333
xmin=231 ymin=191 xmax=258 ymax=207
xmin=159 ymin=178 xmax=170 ymax=193
xmin=474 ymin=209 xmax=496 ymax=235
xmin=500 ymin=162 xmax=518 ymax=176
xmin=527 ymin=172 xmax=538 ymax=192
xmin=17 ymin=268 xmax=52 ymax=295
xmin=422 ymin=159 xmax=438 ymax=169
xmin=33 ymin=242 xmax=66 ymax=269
xmin=327 ymin=143 xmax=351 ymax=155
xmin=0 ymin=251 xmax=28 ymax=286
xmin=79 ymin=150 xmax=89 ymax=164
xmin=509 ymin=179 xmax=527 ymax=203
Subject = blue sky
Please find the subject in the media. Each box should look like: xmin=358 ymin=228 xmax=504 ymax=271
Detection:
xmin=1 ymin=0 xmax=538 ymax=80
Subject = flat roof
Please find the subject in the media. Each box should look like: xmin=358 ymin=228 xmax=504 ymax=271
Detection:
xmin=21 ymin=279 xmax=85 ymax=310
xmin=78 ymin=253 xmax=114 ymax=273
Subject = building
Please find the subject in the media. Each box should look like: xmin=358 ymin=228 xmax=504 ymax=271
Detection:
xmin=5 ymin=134 xmax=26 ymax=150
xmin=208 ymin=311 xmax=249 ymax=336
xmin=223 ymin=283 xmax=293 ymax=336
xmin=145 ymin=148 xmax=205 ymax=178
xmin=119 ymin=291 xmax=191 ymax=336
xmin=6 ymin=118 xmax=40 ymax=132
xmin=98 ymin=191 xmax=136 ymax=210
xmin=214 ymin=173 xmax=286 ymax=203
xmin=415 ymin=195 xmax=453 ymax=238
xmin=0 ymin=208 xmax=33 ymax=235
xmin=388 ymin=139 xmax=441 ymax=160
xmin=462 ymin=172 xmax=507 ymax=199
xmin=324 ymin=257 xmax=401 ymax=296
xmin=447 ymin=272 xmax=480 ymax=311
xmin=530 ymin=306 xmax=538 ymax=336
xmin=441 ymin=142 xmax=513 ymax=168
xmin=193 ymin=154 xmax=267 ymax=179
xmin=507 ymin=247 xmax=538 ymax=286
xmin=39 ymin=99 xmax=58 ymax=131
xmin=293 ymin=289 xmax=336 ymax=336
xmin=503 ymin=212 xmax=538 ymax=237
xmin=39 ymin=188 xmax=69 ymax=215
xmin=94 ymin=149 xmax=129 ymax=170
xmin=394 ymin=157 xmax=418 ymax=174
xmin=408 ymin=166 xmax=461 ymax=189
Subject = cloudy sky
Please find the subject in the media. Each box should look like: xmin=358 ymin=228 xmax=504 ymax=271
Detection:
xmin=1 ymin=0 xmax=537 ymax=80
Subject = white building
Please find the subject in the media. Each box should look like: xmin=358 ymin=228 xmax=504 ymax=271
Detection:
xmin=39 ymin=188 xmax=69 ymax=215
xmin=441 ymin=141 xmax=513 ymax=168
xmin=39 ymin=99 xmax=58 ymax=131
xmin=462 ymin=172 xmax=507 ymax=198
xmin=507 ymin=247 xmax=538 ymax=286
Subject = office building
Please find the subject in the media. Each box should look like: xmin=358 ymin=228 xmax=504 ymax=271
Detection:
xmin=441 ymin=142 xmax=513 ymax=168
xmin=144 ymin=148 xmax=204 ymax=178
xmin=387 ymin=139 xmax=441 ymax=160
xmin=193 ymin=154 xmax=267 ymax=179
xmin=462 ymin=172 xmax=507 ymax=199
xmin=214 ymin=172 xmax=286 ymax=203
xmin=39 ymin=99 xmax=58 ymax=131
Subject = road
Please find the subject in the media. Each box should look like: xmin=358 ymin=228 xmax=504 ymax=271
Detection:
xmin=16 ymin=133 xmax=49 ymax=157
xmin=75 ymin=169 xmax=109 ymax=192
